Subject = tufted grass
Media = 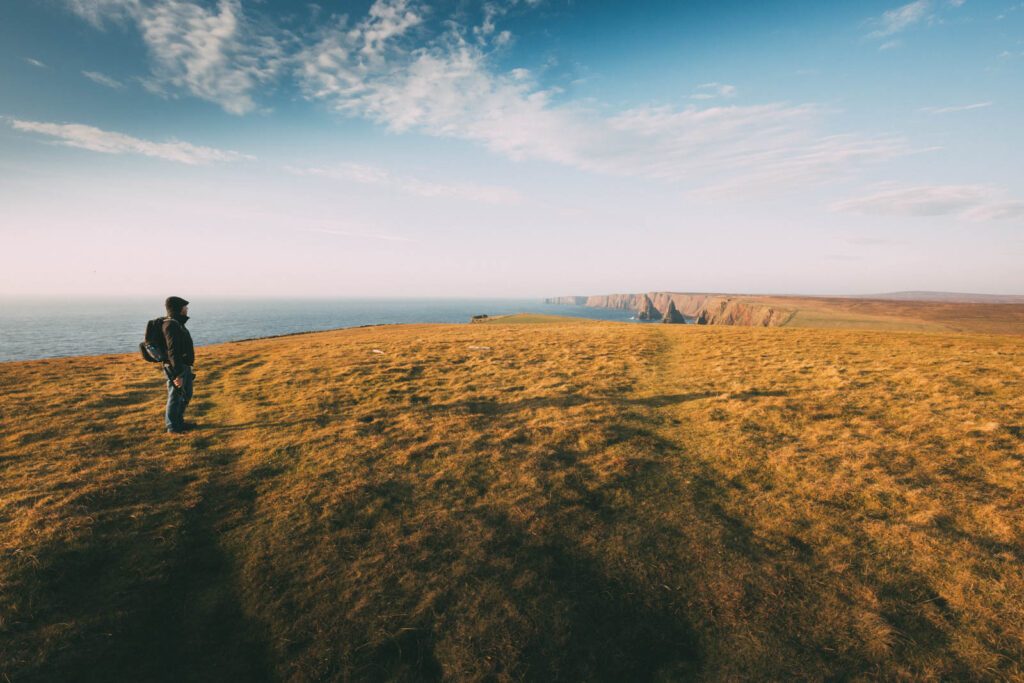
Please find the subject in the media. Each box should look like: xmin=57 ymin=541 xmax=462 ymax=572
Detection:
xmin=1 ymin=316 xmax=1023 ymax=680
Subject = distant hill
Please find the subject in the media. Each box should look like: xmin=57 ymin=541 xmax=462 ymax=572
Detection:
xmin=854 ymin=291 xmax=1024 ymax=304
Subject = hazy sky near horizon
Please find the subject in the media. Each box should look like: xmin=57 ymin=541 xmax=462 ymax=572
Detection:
xmin=1 ymin=0 xmax=1022 ymax=298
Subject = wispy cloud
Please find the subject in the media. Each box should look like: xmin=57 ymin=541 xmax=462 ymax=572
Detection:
xmin=360 ymin=0 xmax=422 ymax=58
xmin=868 ymin=1 xmax=931 ymax=38
xmin=286 ymin=163 xmax=522 ymax=204
xmin=82 ymin=70 xmax=125 ymax=89
xmin=866 ymin=0 xmax=967 ymax=39
xmin=64 ymin=0 xmax=916 ymax=194
xmin=23 ymin=57 xmax=48 ymax=68
xmin=960 ymin=201 xmax=1024 ymax=221
xmin=920 ymin=101 xmax=992 ymax=114
xmin=295 ymin=0 xmax=427 ymax=103
xmin=68 ymin=0 xmax=283 ymax=114
xmin=831 ymin=184 xmax=1024 ymax=222
xmin=607 ymin=109 xmax=913 ymax=194
xmin=297 ymin=20 xmax=912 ymax=193
xmin=473 ymin=0 xmax=543 ymax=46
xmin=7 ymin=119 xmax=253 ymax=164
xmin=690 ymin=82 xmax=737 ymax=100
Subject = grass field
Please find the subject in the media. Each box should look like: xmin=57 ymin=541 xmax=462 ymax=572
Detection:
xmin=777 ymin=297 xmax=1024 ymax=334
xmin=2 ymin=316 xmax=1023 ymax=680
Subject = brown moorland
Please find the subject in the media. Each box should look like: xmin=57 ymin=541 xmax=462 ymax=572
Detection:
xmin=773 ymin=296 xmax=1024 ymax=334
xmin=2 ymin=315 xmax=1023 ymax=680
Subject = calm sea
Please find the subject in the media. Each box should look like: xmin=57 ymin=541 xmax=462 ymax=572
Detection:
xmin=0 ymin=298 xmax=649 ymax=362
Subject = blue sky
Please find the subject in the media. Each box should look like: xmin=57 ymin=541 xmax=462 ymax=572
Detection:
xmin=1 ymin=0 xmax=1021 ymax=297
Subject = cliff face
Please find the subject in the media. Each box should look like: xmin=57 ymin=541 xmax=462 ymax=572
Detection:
xmin=582 ymin=293 xmax=652 ymax=311
xmin=692 ymin=298 xmax=792 ymax=327
xmin=546 ymin=291 xmax=795 ymax=328
xmin=636 ymin=294 xmax=660 ymax=320
xmin=661 ymin=300 xmax=686 ymax=324
xmin=544 ymin=296 xmax=589 ymax=305
xmin=578 ymin=293 xmax=716 ymax=317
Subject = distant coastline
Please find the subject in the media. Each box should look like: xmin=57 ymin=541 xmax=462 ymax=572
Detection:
xmin=544 ymin=291 xmax=1024 ymax=334
xmin=0 ymin=298 xmax=641 ymax=363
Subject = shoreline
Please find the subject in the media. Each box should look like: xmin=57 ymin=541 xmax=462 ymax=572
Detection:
xmin=0 ymin=314 xmax=619 ymax=365
xmin=4 ymin=314 xmax=1019 ymax=367
xmin=0 ymin=302 xmax=642 ymax=364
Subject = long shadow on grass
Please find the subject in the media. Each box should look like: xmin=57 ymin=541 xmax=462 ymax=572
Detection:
xmin=427 ymin=389 xmax=791 ymax=417
xmin=427 ymin=391 xmax=718 ymax=416
xmin=330 ymin=410 xmax=707 ymax=681
xmin=4 ymin=450 xmax=274 ymax=682
xmin=477 ymin=508 xmax=703 ymax=682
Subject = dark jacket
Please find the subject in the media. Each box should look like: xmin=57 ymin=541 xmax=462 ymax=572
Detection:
xmin=162 ymin=314 xmax=195 ymax=378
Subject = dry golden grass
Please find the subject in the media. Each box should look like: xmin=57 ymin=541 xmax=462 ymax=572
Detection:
xmin=771 ymin=296 xmax=1024 ymax=334
xmin=2 ymin=317 xmax=1023 ymax=680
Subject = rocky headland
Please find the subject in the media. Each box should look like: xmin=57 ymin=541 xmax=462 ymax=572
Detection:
xmin=661 ymin=300 xmax=686 ymax=324
xmin=544 ymin=290 xmax=1024 ymax=333
xmin=545 ymin=292 xmax=795 ymax=327
xmin=635 ymin=294 xmax=661 ymax=321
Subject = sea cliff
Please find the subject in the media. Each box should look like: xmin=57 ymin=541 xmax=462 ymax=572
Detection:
xmin=544 ymin=292 xmax=795 ymax=327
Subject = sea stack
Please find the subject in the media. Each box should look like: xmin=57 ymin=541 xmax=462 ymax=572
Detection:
xmin=636 ymin=294 xmax=660 ymax=320
xmin=661 ymin=300 xmax=686 ymax=324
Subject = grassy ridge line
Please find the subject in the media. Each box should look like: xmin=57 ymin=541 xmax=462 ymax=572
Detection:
xmin=0 ymin=314 xmax=591 ymax=370
xmin=2 ymin=317 xmax=1024 ymax=680
xmin=763 ymin=297 xmax=1024 ymax=335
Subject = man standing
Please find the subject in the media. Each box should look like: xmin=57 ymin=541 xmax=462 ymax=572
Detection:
xmin=163 ymin=296 xmax=195 ymax=434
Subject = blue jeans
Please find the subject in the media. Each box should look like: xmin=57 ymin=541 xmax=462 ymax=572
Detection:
xmin=165 ymin=365 xmax=194 ymax=431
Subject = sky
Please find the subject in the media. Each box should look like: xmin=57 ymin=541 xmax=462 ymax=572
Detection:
xmin=1 ymin=0 xmax=1022 ymax=298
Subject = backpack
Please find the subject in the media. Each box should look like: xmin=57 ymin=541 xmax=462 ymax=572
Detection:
xmin=140 ymin=317 xmax=169 ymax=363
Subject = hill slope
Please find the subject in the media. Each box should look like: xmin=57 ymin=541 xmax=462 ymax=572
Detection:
xmin=2 ymin=317 xmax=1024 ymax=680
xmin=546 ymin=292 xmax=1024 ymax=334
xmin=862 ymin=291 xmax=1024 ymax=304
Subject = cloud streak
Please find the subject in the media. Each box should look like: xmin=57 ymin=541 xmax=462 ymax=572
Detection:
xmin=286 ymin=163 xmax=522 ymax=204
xmin=7 ymin=119 xmax=253 ymax=164
xmin=831 ymin=185 xmax=1024 ymax=222
xmin=82 ymin=70 xmax=125 ymax=89
xmin=868 ymin=1 xmax=931 ymax=38
xmin=920 ymin=101 xmax=992 ymax=114
xmin=690 ymin=82 xmax=737 ymax=100
xmin=866 ymin=0 xmax=968 ymax=40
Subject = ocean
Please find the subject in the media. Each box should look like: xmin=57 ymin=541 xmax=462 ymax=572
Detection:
xmin=0 ymin=298 xmax=649 ymax=362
